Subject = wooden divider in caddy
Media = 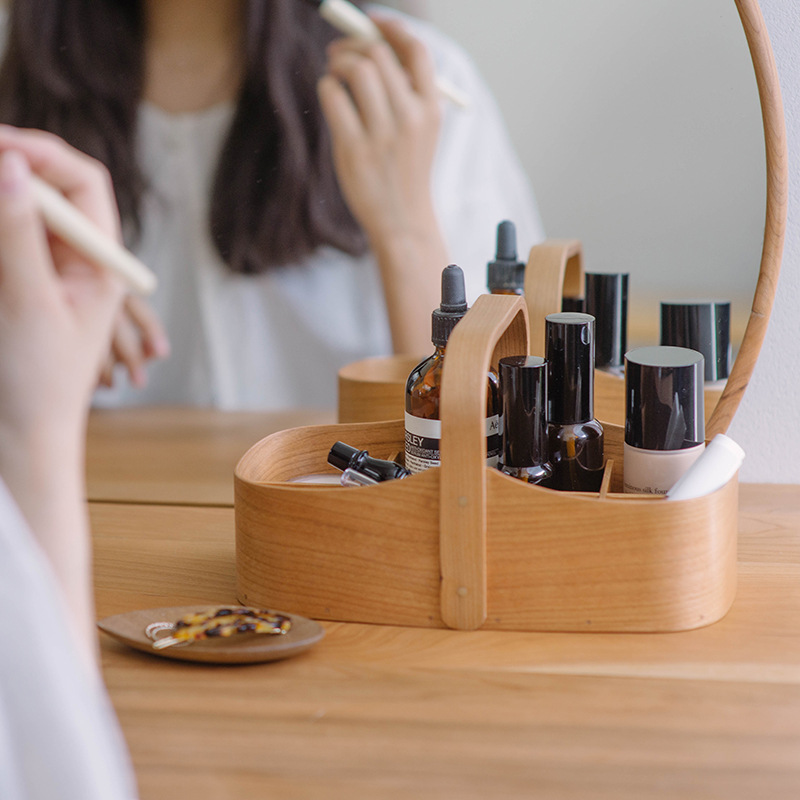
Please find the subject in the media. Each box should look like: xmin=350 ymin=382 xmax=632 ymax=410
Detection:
xmin=234 ymin=0 xmax=786 ymax=633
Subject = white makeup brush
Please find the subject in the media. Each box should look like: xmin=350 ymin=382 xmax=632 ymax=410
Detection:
xmin=31 ymin=175 xmax=157 ymax=295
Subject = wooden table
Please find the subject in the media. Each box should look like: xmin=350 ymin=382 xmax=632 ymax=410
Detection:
xmin=88 ymin=409 xmax=800 ymax=799
xmin=87 ymin=407 xmax=334 ymax=505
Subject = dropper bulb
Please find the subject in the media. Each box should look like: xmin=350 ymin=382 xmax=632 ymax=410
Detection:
xmin=440 ymin=264 xmax=468 ymax=313
xmin=495 ymin=220 xmax=517 ymax=262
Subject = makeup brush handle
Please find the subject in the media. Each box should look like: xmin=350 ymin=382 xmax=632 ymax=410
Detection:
xmin=320 ymin=0 xmax=382 ymax=40
xmin=30 ymin=175 xmax=157 ymax=296
xmin=320 ymin=0 xmax=471 ymax=109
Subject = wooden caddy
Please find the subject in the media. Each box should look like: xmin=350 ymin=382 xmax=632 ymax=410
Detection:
xmin=235 ymin=292 xmax=738 ymax=633
xmin=235 ymin=0 xmax=786 ymax=633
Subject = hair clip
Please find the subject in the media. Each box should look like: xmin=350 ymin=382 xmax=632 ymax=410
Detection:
xmin=144 ymin=607 xmax=292 ymax=650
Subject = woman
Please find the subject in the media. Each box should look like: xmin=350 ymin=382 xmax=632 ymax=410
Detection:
xmin=0 ymin=1 xmax=542 ymax=409
xmin=0 ymin=126 xmax=136 ymax=799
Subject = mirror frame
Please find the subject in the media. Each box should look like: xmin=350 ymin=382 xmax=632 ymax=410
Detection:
xmin=707 ymin=0 xmax=787 ymax=438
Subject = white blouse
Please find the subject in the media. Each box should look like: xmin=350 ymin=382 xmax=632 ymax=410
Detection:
xmin=90 ymin=10 xmax=545 ymax=411
xmin=0 ymin=479 xmax=137 ymax=800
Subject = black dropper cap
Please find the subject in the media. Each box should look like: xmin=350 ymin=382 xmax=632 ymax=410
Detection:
xmin=585 ymin=273 xmax=628 ymax=368
xmin=499 ymin=356 xmax=549 ymax=468
xmin=328 ymin=441 xmax=410 ymax=482
xmin=625 ymin=346 xmax=705 ymax=451
xmin=660 ymin=301 xmax=730 ymax=381
xmin=432 ymin=264 xmax=468 ymax=347
xmin=487 ymin=220 xmax=525 ymax=294
xmin=545 ymin=313 xmax=595 ymax=425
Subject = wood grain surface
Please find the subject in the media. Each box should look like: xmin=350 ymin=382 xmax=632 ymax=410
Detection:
xmin=86 ymin=407 xmax=333 ymax=506
xmin=91 ymin=482 xmax=800 ymax=799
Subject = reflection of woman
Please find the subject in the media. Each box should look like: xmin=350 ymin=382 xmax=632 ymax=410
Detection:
xmin=0 ymin=1 xmax=542 ymax=409
xmin=0 ymin=128 xmax=136 ymax=799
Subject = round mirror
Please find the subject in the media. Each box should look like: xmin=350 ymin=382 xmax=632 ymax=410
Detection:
xmin=338 ymin=0 xmax=786 ymax=434
xmin=416 ymin=0 xmax=785 ymax=434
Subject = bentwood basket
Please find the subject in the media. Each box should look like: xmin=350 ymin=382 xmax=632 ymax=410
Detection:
xmin=234 ymin=286 xmax=738 ymax=632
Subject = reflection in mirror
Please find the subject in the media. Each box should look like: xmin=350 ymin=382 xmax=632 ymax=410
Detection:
xmin=403 ymin=0 xmax=765 ymax=354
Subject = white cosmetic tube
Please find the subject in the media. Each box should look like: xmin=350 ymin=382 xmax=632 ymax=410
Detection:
xmin=666 ymin=434 xmax=745 ymax=501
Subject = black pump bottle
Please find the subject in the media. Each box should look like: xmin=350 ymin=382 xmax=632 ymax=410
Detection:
xmin=545 ymin=312 xmax=604 ymax=491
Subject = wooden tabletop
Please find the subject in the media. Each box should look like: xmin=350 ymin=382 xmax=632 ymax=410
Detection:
xmin=87 ymin=407 xmax=334 ymax=506
xmin=89 ymin=410 xmax=800 ymax=799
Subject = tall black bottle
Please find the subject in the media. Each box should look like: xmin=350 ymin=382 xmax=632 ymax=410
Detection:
xmin=545 ymin=312 xmax=604 ymax=491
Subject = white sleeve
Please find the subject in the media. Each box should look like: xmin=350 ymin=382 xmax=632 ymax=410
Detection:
xmin=389 ymin=10 xmax=546 ymax=302
xmin=0 ymin=479 xmax=138 ymax=800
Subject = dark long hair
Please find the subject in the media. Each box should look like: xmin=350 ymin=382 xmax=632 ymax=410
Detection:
xmin=0 ymin=0 xmax=367 ymax=273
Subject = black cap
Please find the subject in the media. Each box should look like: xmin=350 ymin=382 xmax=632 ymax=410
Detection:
xmin=625 ymin=346 xmax=705 ymax=450
xmin=487 ymin=220 xmax=525 ymax=294
xmin=499 ymin=356 xmax=548 ymax=468
xmin=432 ymin=264 xmax=468 ymax=347
xmin=328 ymin=441 xmax=358 ymax=471
xmin=585 ymin=273 xmax=628 ymax=368
xmin=660 ymin=301 xmax=730 ymax=381
xmin=561 ymin=296 xmax=585 ymax=313
xmin=545 ymin=313 xmax=595 ymax=424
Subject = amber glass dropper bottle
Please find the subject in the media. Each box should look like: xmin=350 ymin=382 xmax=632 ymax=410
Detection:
xmin=405 ymin=264 xmax=501 ymax=474
xmin=487 ymin=220 xmax=525 ymax=296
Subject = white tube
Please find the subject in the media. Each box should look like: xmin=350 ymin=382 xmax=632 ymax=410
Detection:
xmin=666 ymin=434 xmax=745 ymax=501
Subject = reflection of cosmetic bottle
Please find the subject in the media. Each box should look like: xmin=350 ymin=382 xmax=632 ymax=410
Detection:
xmin=545 ymin=313 xmax=604 ymax=491
xmin=660 ymin=300 xmax=731 ymax=386
xmin=487 ymin=220 xmax=525 ymax=296
xmin=405 ymin=265 xmax=501 ymax=474
xmin=585 ymin=272 xmax=628 ymax=376
xmin=624 ymin=346 xmax=705 ymax=495
xmin=328 ymin=442 xmax=410 ymax=483
xmin=498 ymin=356 xmax=553 ymax=485
xmin=561 ymin=297 xmax=585 ymax=313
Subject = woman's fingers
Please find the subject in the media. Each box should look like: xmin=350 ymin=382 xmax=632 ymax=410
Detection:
xmin=0 ymin=124 xmax=120 ymax=239
xmin=325 ymin=45 xmax=396 ymax=139
xmin=110 ymin=310 xmax=149 ymax=389
xmin=0 ymin=149 xmax=58 ymax=307
xmin=124 ymin=295 xmax=170 ymax=359
xmin=373 ymin=17 xmax=438 ymax=103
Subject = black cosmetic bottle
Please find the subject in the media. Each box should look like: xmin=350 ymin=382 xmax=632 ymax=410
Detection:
xmin=498 ymin=356 xmax=553 ymax=485
xmin=328 ymin=442 xmax=410 ymax=483
xmin=487 ymin=220 xmax=525 ymax=296
xmin=545 ymin=312 xmax=604 ymax=491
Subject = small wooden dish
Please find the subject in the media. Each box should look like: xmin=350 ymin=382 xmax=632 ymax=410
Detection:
xmin=98 ymin=605 xmax=325 ymax=665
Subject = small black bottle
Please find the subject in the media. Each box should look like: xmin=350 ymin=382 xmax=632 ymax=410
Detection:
xmin=328 ymin=442 xmax=410 ymax=483
xmin=487 ymin=220 xmax=525 ymax=296
xmin=498 ymin=356 xmax=553 ymax=485
xmin=545 ymin=312 xmax=604 ymax=491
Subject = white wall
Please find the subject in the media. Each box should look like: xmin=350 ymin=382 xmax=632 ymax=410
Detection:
xmin=419 ymin=1 xmax=765 ymax=321
xmin=727 ymin=0 xmax=800 ymax=483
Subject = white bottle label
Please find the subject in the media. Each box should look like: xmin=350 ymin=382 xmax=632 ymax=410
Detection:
xmin=404 ymin=413 xmax=441 ymax=474
xmin=404 ymin=412 xmax=503 ymax=474
xmin=486 ymin=414 xmax=502 ymax=468
xmin=623 ymin=442 xmax=705 ymax=495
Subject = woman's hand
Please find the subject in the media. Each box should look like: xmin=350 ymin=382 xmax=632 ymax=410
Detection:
xmin=0 ymin=125 xmax=128 ymax=667
xmin=99 ymin=295 xmax=170 ymax=389
xmin=317 ymin=16 xmax=449 ymax=353
xmin=0 ymin=126 xmax=125 ymax=440
xmin=318 ymin=16 xmax=441 ymax=242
